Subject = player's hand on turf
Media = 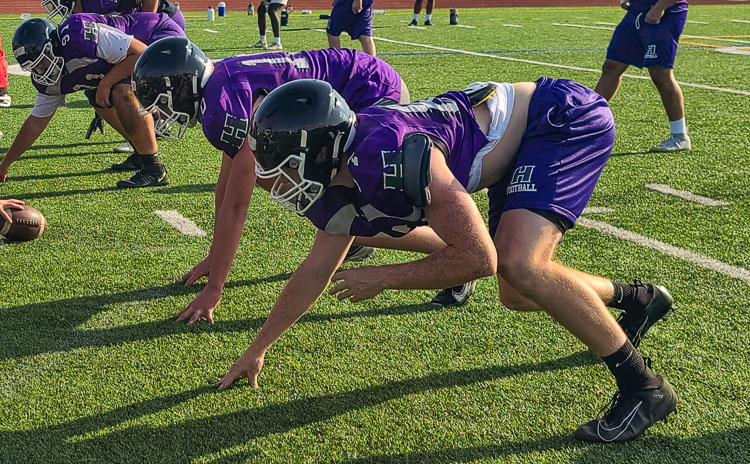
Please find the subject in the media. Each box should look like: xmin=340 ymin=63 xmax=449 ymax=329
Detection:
xmin=0 ymin=166 xmax=8 ymax=183
xmin=218 ymin=348 xmax=265 ymax=390
xmin=95 ymin=84 xmax=113 ymax=108
xmin=329 ymin=266 xmax=385 ymax=302
xmin=0 ymin=199 xmax=25 ymax=223
xmin=620 ymin=0 xmax=630 ymax=11
xmin=645 ymin=7 xmax=664 ymax=24
xmin=177 ymin=286 xmax=221 ymax=324
xmin=352 ymin=0 xmax=363 ymax=14
xmin=182 ymin=256 xmax=212 ymax=285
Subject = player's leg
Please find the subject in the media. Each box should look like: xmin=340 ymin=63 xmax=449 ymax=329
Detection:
xmin=358 ymin=35 xmax=375 ymax=56
xmin=645 ymin=10 xmax=690 ymax=152
xmin=595 ymin=11 xmax=641 ymax=101
xmin=251 ymin=2 xmax=268 ymax=47
xmin=399 ymin=78 xmax=410 ymax=103
xmin=328 ymin=34 xmax=342 ymax=48
xmin=266 ymin=3 xmax=283 ymax=49
xmin=424 ymin=0 xmax=434 ymax=25
xmin=110 ymin=82 xmax=168 ymax=188
xmin=495 ymin=209 xmax=676 ymax=442
xmin=595 ymin=59 xmax=629 ymax=101
xmin=410 ymin=0 xmax=421 ymax=26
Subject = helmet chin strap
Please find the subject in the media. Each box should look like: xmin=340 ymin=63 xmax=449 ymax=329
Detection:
xmin=329 ymin=131 xmax=345 ymax=182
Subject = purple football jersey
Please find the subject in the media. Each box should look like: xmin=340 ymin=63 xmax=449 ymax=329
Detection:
xmin=200 ymin=48 xmax=403 ymax=157
xmin=629 ymin=0 xmax=688 ymax=14
xmin=32 ymin=13 xmax=185 ymax=96
xmin=303 ymin=91 xmax=489 ymax=238
xmin=77 ymin=0 xmax=130 ymax=14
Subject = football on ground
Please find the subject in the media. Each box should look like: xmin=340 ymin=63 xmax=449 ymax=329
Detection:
xmin=0 ymin=205 xmax=48 ymax=242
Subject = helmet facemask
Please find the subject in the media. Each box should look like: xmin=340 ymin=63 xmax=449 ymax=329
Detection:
xmin=135 ymin=60 xmax=212 ymax=141
xmin=41 ymin=0 xmax=73 ymax=25
xmin=255 ymin=129 xmax=347 ymax=214
xmin=20 ymin=41 xmax=64 ymax=86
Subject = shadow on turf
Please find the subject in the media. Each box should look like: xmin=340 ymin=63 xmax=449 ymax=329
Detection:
xmin=334 ymin=427 xmax=750 ymax=463
xmin=9 ymin=169 xmax=110 ymax=182
xmin=0 ymin=351 xmax=612 ymax=462
xmin=0 ymin=276 xmax=472 ymax=361
xmin=610 ymin=150 xmax=654 ymax=157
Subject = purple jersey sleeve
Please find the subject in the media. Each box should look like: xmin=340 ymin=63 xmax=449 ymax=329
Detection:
xmin=200 ymin=61 xmax=254 ymax=157
xmin=304 ymin=91 xmax=489 ymax=237
xmin=629 ymin=0 xmax=688 ymax=13
xmin=78 ymin=0 xmax=135 ymax=14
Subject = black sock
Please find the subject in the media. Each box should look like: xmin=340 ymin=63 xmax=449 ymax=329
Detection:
xmin=0 ymin=87 xmax=7 ymax=96
xmin=140 ymin=153 xmax=164 ymax=170
xmin=603 ymin=340 xmax=661 ymax=393
xmin=609 ymin=281 xmax=651 ymax=313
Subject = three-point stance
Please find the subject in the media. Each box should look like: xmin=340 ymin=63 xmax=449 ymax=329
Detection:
xmin=218 ymin=78 xmax=677 ymax=442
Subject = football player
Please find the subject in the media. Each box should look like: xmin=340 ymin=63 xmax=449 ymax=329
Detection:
xmin=42 ymin=0 xmax=186 ymax=31
xmin=131 ymin=38 xmax=479 ymax=326
xmin=218 ymin=78 xmax=677 ymax=443
xmin=409 ymin=0 xmax=434 ymax=26
xmin=595 ymin=0 xmax=690 ymax=152
xmin=326 ymin=0 xmax=377 ymax=56
xmin=1 ymin=14 xmax=185 ymax=188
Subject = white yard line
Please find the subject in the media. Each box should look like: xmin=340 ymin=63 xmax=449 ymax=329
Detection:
xmin=454 ymin=24 xmax=476 ymax=29
xmin=578 ymin=218 xmax=750 ymax=285
xmin=687 ymin=20 xmax=709 ymax=24
xmin=407 ymin=25 xmax=426 ymax=30
xmin=502 ymin=24 xmax=524 ymax=28
xmin=203 ymin=28 xmax=219 ymax=33
xmin=645 ymin=183 xmax=729 ymax=206
xmin=7 ymin=64 xmax=30 ymax=77
xmin=582 ymin=207 xmax=615 ymax=214
xmin=594 ymin=21 xmax=618 ymax=26
xmin=365 ymin=35 xmax=750 ymax=96
xmin=154 ymin=210 xmax=207 ymax=237
xmin=729 ymin=19 xmax=750 ymax=24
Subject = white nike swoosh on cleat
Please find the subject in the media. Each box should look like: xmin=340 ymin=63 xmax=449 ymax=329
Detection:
xmin=596 ymin=401 xmax=642 ymax=442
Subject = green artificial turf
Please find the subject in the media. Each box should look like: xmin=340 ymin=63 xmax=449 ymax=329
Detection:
xmin=0 ymin=5 xmax=749 ymax=463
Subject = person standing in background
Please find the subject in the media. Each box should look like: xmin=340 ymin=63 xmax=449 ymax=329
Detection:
xmin=326 ymin=0 xmax=376 ymax=56
xmin=0 ymin=33 xmax=10 ymax=108
xmin=250 ymin=0 xmax=286 ymax=50
xmin=595 ymin=0 xmax=690 ymax=152
xmin=409 ymin=0 xmax=434 ymax=26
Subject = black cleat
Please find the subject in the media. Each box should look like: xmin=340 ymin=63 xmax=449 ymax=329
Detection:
xmin=116 ymin=166 xmax=169 ymax=188
xmin=617 ymin=282 xmax=673 ymax=348
xmin=431 ymin=281 xmax=477 ymax=307
xmin=408 ymin=19 xmax=418 ymax=26
xmin=343 ymin=245 xmax=375 ymax=264
xmin=110 ymin=153 xmax=142 ymax=171
xmin=424 ymin=20 xmax=432 ymax=26
xmin=574 ymin=375 xmax=677 ymax=443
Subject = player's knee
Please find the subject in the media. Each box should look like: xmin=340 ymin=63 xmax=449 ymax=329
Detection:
xmin=110 ymin=84 xmax=132 ymax=107
xmin=601 ymin=60 xmax=625 ymax=77
xmin=497 ymin=250 xmax=542 ymax=293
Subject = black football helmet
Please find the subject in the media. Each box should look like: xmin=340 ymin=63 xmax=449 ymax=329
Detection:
xmin=251 ymin=79 xmax=355 ymax=214
xmin=40 ymin=0 xmax=75 ymax=24
xmin=13 ymin=18 xmax=64 ymax=87
xmin=132 ymin=37 xmax=214 ymax=141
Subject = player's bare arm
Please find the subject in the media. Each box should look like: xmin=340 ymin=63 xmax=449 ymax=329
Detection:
xmin=0 ymin=113 xmax=55 ymax=181
xmin=218 ymin=230 xmax=354 ymax=389
xmin=178 ymin=143 xmax=257 ymax=323
xmin=96 ymin=38 xmax=147 ymax=108
xmin=329 ymin=146 xmax=496 ymax=302
xmin=140 ymin=0 xmax=160 ymax=13
xmin=646 ymin=0 xmax=679 ymax=23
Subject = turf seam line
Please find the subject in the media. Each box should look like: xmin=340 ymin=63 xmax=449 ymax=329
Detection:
xmin=153 ymin=210 xmax=207 ymax=237
xmin=552 ymin=22 xmax=750 ymax=44
xmin=578 ymin=217 xmax=750 ymax=285
xmin=644 ymin=183 xmax=730 ymax=206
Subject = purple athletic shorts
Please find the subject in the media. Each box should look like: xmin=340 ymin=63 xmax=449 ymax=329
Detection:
xmin=606 ymin=9 xmax=687 ymax=69
xmin=487 ymin=77 xmax=615 ymax=236
xmin=326 ymin=0 xmax=374 ymax=39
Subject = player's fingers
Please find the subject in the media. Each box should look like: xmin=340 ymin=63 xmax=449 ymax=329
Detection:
xmin=7 ymin=200 xmax=25 ymax=209
xmin=336 ymin=289 xmax=355 ymax=301
xmin=187 ymin=311 xmax=203 ymax=325
xmin=249 ymin=373 xmax=259 ymax=389
xmin=0 ymin=209 xmax=12 ymax=223
xmin=331 ymin=270 xmax=347 ymax=282
xmin=328 ymin=281 xmax=348 ymax=295
xmin=176 ymin=305 xmax=192 ymax=321
xmin=217 ymin=370 xmax=240 ymax=390
xmin=184 ymin=272 xmax=200 ymax=286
